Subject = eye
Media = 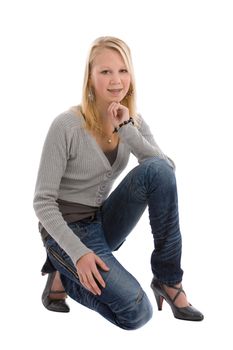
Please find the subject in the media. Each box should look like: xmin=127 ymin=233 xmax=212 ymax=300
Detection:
xmin=120 ymin=69 xmax=128 ymax=73
xmin=101 ymin=70 xmax=110 ymax=75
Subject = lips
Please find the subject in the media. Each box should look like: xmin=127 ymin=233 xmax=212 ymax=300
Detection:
xmin=107 ymin=88 xmax=123 ymax=93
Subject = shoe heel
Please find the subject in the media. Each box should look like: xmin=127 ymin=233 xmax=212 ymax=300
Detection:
xmin=151 ymin=286 xmax=164 ymax=311
xmin=42 ymin=272 xmax=70 ymax=313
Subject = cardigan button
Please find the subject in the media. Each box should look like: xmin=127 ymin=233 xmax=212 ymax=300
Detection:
xmin=96 ymin=197 xmax=102 ymax=205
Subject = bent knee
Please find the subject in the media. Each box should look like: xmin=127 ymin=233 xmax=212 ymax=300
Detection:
xmin=141 ymin=157 xmax=176 ymax=188
xmin=146 ymin=157 xmax=174 ymax=175
xmin=117 ymin=291 xmax=153 ymax=330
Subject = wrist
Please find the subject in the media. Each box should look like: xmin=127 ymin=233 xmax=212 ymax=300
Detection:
xmin=113 ymin=117 xmax=134 ymax=134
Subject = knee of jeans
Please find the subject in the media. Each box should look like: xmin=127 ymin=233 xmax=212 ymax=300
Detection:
xmin=143 ymin=157 xmax=175 ymax=185
xmin=118 ymin=291 xmax=153 ymax=330
xmin=147 ymin=157 xmax=173 ymax=173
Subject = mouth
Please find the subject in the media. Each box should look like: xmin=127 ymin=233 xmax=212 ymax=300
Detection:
xmin=107 ymin=88 xmax=123 ymax=94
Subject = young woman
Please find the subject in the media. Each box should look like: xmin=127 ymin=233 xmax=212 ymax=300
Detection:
xmin=33 ymin=36 xmax=204 ymax=329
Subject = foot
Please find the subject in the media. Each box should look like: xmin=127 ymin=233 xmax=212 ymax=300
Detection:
xmin=49 ymin=271 xmax=67 ymax=300
xmin=151 ymin=277 xmax=204 ymax=320
xmin=163 ymin=283 xmax=189 ymax=308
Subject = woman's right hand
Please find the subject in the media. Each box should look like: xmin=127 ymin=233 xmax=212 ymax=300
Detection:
xmin=76 ymin=252 xmax=110 ymax=295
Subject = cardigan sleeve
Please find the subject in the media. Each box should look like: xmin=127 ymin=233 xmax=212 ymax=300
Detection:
xmin=118 ymin=115 xmax=175 ymax=168
xmin=33 ymin=115 xmax=92 ymax=265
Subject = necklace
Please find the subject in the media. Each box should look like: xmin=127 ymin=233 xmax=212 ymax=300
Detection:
xmin=100 ymin=128 xmax=117 ymax=144
xmin=102 ymin=131 xmax=113 ymax=144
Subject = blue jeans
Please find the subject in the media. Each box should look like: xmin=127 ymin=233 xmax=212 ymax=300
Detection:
xmin=45 ymin=157 xmax=183 ymax=330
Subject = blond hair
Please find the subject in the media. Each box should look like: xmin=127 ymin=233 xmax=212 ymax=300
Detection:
xmin=81 ymin=36 xmax=137 ymax=133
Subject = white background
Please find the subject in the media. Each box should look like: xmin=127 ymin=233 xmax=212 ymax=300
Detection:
xmin=1 ymin=0 xmax=232 ymax=349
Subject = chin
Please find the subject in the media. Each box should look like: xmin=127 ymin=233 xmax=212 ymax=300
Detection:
xmin=111 ymin=98 xmax=121 ymax=103
xmin=110 ymin=95 xmax=126 ymax=103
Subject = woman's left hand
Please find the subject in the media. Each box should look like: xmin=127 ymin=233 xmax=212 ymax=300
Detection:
xmin=107 ymin=102 xmax=129 ymax=128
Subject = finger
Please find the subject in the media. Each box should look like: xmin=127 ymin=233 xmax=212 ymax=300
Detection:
xmin=78 ymin=273 xmax=89 ymax=290
xmin=89 ymin=274 xmax=102 ymax=295
xmin=113 ymin=104 xmax=120 ymax=118
xmin=95 ymin=255 xmax=110 ymax=272
xmin=108 ymin=104 xmax=117 ymax=119
xmin=77 ymin=271 xmax=94 ymax=293
xmin=109 ymin=102 xmax=119 ymax=117
xmin=92 ymin=266 xmax=106 ymax=289
xmin=108 ymin=102 xmax=116 ymax=114
xmin=81 ymin=274 xmax=99 ymax=295
xmin=78 ymin=273 xmax=84 ymax=284
xmin=86 ymin=273 xmax=102 ymax=295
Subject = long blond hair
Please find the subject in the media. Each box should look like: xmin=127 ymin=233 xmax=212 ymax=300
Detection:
xmin=81 ymin=36 xmax=137 ymax=134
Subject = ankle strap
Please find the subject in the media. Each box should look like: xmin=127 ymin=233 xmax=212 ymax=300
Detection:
xmin=167 ymin=284 xmax=186 ymax=303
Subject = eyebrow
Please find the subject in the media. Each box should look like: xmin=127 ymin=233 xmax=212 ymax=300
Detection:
xmin=99 ymin=65 xmax=127 ymax=70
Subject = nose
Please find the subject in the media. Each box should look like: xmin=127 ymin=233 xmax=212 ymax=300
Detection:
xmin=110 ymin=72 xmax=121 ymax=85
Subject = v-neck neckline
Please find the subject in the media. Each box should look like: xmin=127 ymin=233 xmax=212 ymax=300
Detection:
xmin=103 ymin=145 xmax=119 ymax=167
xmin=83 ymin=127 xmax=121 ymax=169
xmin=78 ymin=111 xmax=122 ymax=169
xmin=88 ymin=132 xmax=121 ymax=169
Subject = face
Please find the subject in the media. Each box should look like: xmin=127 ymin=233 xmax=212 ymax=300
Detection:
xmin=90 ymin=48 xmax=131 ymax=110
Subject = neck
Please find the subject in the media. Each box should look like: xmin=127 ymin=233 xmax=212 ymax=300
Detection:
xmin=95 ymin=102 xmax=109 ymax=122
xmin=94 ymin=103 xmax=114 ymax=134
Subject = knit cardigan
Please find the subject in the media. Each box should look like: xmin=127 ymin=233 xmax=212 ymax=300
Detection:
xmin=33 ymin=107 xmax=173 ymax=265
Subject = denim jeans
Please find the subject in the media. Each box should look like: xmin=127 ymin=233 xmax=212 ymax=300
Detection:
xmin=45 ymin=157 xmax=183 ymax=330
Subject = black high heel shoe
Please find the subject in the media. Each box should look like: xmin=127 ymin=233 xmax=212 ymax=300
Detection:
xmin=151 ymin=277 xmax=204 ymax=321
xmin=42 ymin=272 xmax=70 ymax=313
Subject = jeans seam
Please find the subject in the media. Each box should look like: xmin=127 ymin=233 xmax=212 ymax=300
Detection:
xmin=47 ymin=246 xmax=79 ymax=280
xmin=136 ymin=288 xmax=144 ymax=304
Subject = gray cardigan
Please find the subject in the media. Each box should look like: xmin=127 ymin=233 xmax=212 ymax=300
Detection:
xmin=33 ymin=107 xmax=172 ymax=265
